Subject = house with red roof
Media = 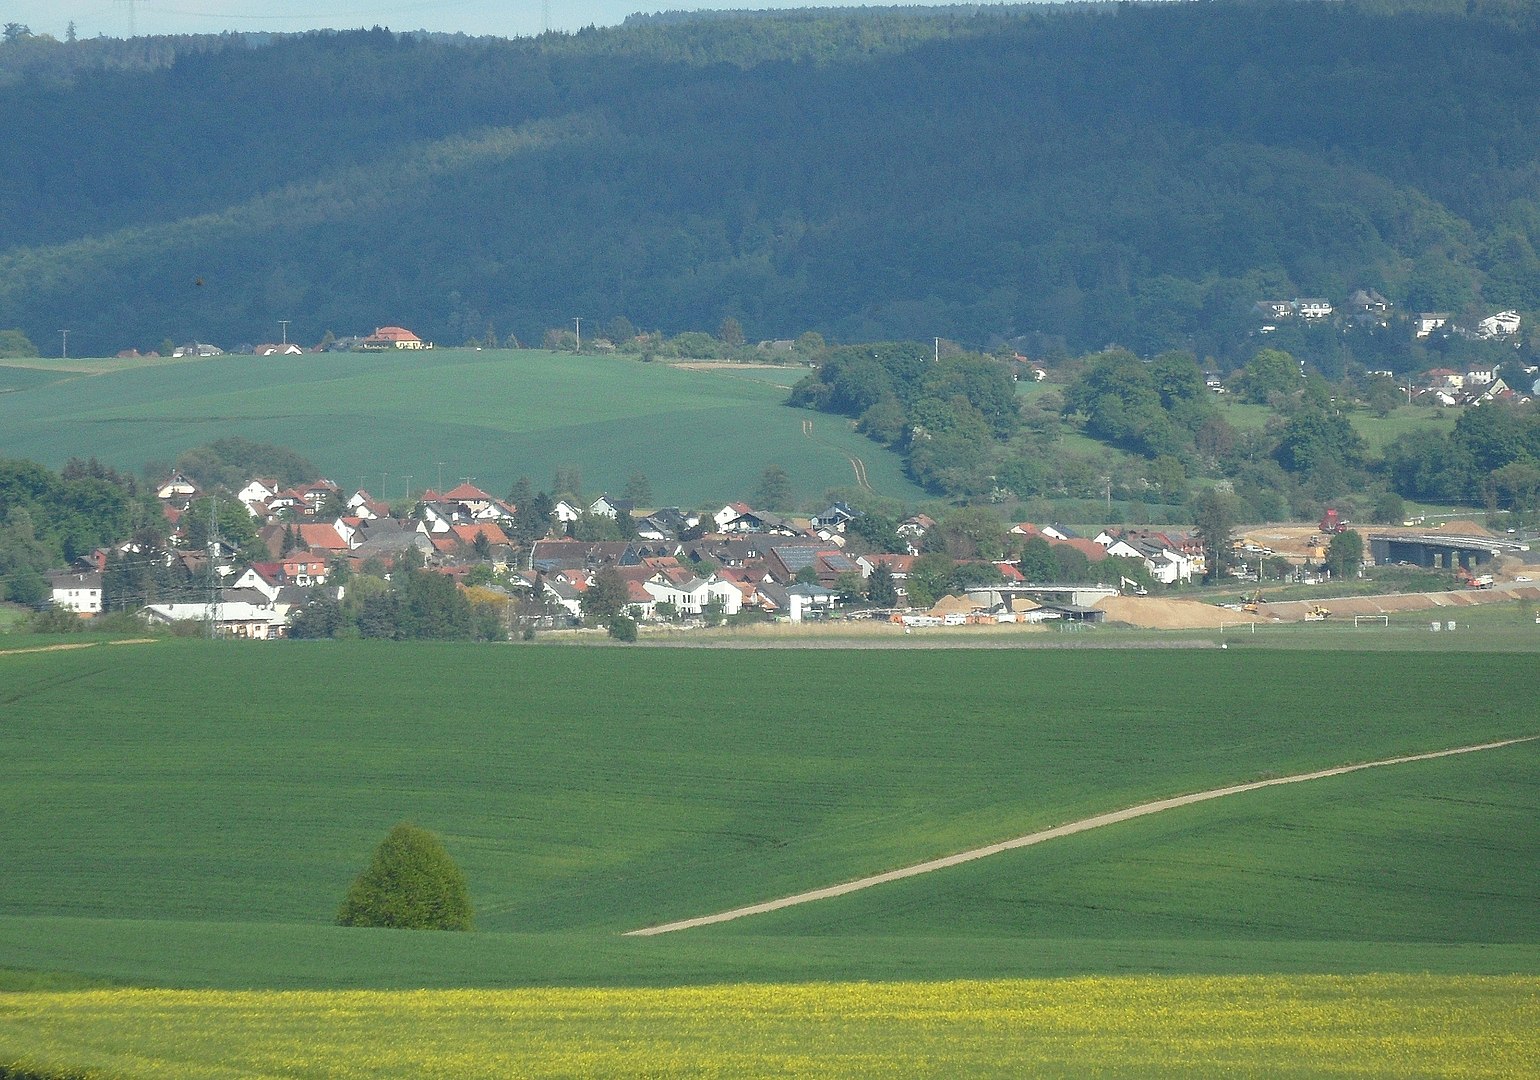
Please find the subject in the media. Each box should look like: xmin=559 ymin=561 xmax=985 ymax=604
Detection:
xmin=359 ymin=326 xmax=432 ymax=350
xmin=451 ymin=522 xmax=510 ymax=549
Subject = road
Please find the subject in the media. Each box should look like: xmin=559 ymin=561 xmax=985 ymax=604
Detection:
xmin=625 ymin=734 xmax=1539 ymax=936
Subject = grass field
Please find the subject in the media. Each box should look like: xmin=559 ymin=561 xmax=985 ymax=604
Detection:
xmin=0 ymin=349 xmax=924 ymax=507
xmin=2 ymin=641 xmax=1537 ymax=980
xmin=2 ymin=976 xmax=1535 ymax=1079
xmin=1215 ymin=398 xmax=1459 ymax=450
xmin=2 ymin=639 xmax=1535 ymax=1075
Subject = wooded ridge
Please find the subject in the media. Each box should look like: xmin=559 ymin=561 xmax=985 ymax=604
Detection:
xmin=1 ymin=1 xmax=1538 ymax=360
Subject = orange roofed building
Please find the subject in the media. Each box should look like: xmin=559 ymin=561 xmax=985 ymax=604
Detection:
xmin=360 ymin=325 xmax=432 ymax=350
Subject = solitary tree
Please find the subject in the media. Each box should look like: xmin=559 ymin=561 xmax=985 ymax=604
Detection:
xmin=581 ymin=565 xmax=630 ymax=625
xmin=337 ymin=822 xmax=473 ymax=931
xmin=719 ymin=316 xmax=745 ymax=349
xmin=623 ymin=471 xmax=653 ymax=505
xmin=1324 ymin=529 xmax=1364 ymax=580
xmin=754 ymin=464 xmax=792 ymax=509
xmin=1019 ymin=535 xmax=1059 ymax=583
xmin=1192 ymin=488 xmax=1237 ymax=583
xmin=866 ymin=562 xmax=898 ymax=606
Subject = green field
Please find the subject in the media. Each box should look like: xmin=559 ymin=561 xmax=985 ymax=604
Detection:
xmin=2 ymin=641 xmax=1537 ymax=982
xmin=1215 ymin=398 xmax=1459 ymax=450
xmin=0 ymin=349 xmax=924 ymax=507
xmin=2 ymin=639 xmax=1535 ymax=1075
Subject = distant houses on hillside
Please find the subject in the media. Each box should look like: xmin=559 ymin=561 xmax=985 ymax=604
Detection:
xmin=41 ymin=462 xmax=1210 ymax=639
xmin=116 ymin=325 xmax=434 ymax=359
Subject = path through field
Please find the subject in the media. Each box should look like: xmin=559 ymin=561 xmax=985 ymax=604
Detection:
xmin=626 ymin=734 xmax=1540 ymax=936
xmin=799 ymin=415 xmax=873 ymax=491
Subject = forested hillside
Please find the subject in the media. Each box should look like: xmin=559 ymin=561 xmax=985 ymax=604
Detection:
xmin=1 ymin=1 xmax=1538 ymax=361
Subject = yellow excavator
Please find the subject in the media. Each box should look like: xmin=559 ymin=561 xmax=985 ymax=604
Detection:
xmin=1241 ymin=588 xmax=1264 ymax=614
xmin=1304 ymin=604 xmax=1332 ymax=621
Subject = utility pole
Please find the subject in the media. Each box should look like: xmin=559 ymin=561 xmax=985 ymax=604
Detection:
xmin=59 ymin=329 xmax=69 ymax=359
xmin=402 ymin=475 xmax=412 ymax=504
xmin=934 ymin=337 xmax=940 ymax=363
xmin=206 ymin=495 xmax=220 ymax=640
xmin=436 ymin=462 xmax=446 ymax=493
xmin=573 ymin=317 xmax=582 ymax=352
xmin=279 ymin=319 xmax=290 ymax=346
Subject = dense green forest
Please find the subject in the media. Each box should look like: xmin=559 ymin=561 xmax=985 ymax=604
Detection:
xmin=1 ymin=2 xmax=1539 ymax=365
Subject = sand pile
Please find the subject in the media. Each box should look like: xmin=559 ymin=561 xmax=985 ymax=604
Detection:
xmin=1433 ymin=519 xmax=1494 ymax=537
xmin=1096 ymin=596 xmax=1260 ymax=629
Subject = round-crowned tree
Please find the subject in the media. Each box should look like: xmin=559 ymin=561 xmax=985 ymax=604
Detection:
xmin=336 ymin=822 xmax=473 ymax=931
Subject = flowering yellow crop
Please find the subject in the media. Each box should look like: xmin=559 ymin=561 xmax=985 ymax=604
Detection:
xmin=0 ymin=975 xmax=1535 ymax=1078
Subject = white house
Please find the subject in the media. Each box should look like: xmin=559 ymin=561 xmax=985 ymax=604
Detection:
xmin=138 ymin=600 xmax=286 ymax=639
xmin=49 ymin=571 xmax=102 ymax=615
xmin=1478 ymin=310 xmax=1521 ymax=339
xmin=588 ymin=495 xmax=635 ymax=520
xmin=236 ymin=478 xmax=280 ymax=515
xmin=785 ymin=582 xmax=837 ymax=622
xmin=551 ymin=499 xmax=583 ymax=525
xmin=1416 ymin=313 xmax=1450 ymax=338
xmin=642 ymin=573 xmax=743 ymax=616
xmin=156 ymin=471 xmax=198 ymax=502
xmin=714 ymin=502 xmax=754 ymax=531
xmin=1294 ymin=298 xmax=1333 ymax=319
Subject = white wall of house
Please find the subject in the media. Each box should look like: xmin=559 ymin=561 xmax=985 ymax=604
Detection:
xmin=50 ymin=579 xmax=102 ymax=614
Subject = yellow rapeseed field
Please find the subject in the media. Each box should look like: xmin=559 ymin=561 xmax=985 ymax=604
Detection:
xmin=1 ymin=975 xmax=1536 ymax=1078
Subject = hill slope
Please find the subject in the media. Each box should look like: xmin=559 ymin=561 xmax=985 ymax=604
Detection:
xmin=1 ymin=641 xmax=1536 ymax=989
xmin=1 ymin=3 xmax=1538 ymax=358
xmin=0 ymin=349 xmax=919 ymax=504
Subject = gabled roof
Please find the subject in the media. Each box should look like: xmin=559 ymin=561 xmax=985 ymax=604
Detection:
xmin=1057 ymin=537 xmax=1109 ymax=562
xmin=861 ymin=553 xmax=916 ymax=574
xmin=451 ymin=522 xmax=510 ymax=548
xmin=294 ymin=523 xmax=349 ymax=551
xmin=444 ymin=482 xmax=492 ymax=502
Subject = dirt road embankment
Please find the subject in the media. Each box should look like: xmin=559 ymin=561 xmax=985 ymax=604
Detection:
xmin=1262 ymin=586 xmax=1540 ymax=621
xmin=1095 ymin=585 xmax=1540 ymax=628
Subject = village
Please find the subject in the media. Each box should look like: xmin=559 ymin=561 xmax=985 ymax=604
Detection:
xmin=37 ymin=467 xmax=1232 ymax=639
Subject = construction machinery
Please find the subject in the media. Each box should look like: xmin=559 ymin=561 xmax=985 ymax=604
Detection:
xmin=1119 ymin=575 xmax=1148 ymax=596
xmin=1241 ymin=588 xmax=1264 ymax=614
xmin=1319 ymin=508 xmax=1348 ymax=534
xmin=1304 ymin=604 xmax=1332 ymax=621
xmin=1458 ymin=567 xmax=1496 ymax=589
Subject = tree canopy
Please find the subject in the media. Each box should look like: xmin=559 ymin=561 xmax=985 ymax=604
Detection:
xmin=337 ymin=822 xmax=473 ymax=931
xmin=4 ymin=5 xmax=1539 ymax=359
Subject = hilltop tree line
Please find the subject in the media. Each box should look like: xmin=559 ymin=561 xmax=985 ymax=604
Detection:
xmin=788 ymin=336 xmax=1540 ymax=530
xmin=2 ymin=3 xmax=1540 ymax=359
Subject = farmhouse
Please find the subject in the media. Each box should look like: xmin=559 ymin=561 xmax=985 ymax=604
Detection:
xmin=138 ymin=599 xmax=287 ymax=639
xmin=359 ymin=326 xmax=432 ymax=350
xmin=48 ymin=571 xmax=102 ymax=615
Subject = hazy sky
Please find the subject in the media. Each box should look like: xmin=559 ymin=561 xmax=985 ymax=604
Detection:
xmin=3 ymin=0 xmax=788 ymax=41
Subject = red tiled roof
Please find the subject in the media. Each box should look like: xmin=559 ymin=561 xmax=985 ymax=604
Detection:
xmin=444 ymin=482 xmax=491 ymax=501
xmin=1054 ymin=537 xmax=1109 ymax=562
xmin=625 ymin=581 xmax=654 ymax=603
xmin=295 ymin=524 xmax=348 ymax=551
xmin=451 ymin=523 xmax=510 ymax=547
